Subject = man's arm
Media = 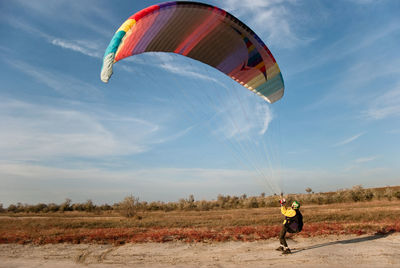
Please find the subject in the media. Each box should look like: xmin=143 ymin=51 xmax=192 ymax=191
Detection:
xmin=281 ymin=206 xmax=296 ymax=217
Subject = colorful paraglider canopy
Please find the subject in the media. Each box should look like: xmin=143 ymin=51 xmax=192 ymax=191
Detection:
xmin=101 ymin=1 xmax=284 ymax=103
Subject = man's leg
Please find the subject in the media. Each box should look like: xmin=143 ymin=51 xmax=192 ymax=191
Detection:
xmin=279 ymin=225 xmax=288 ymax=248
xmin=276 ymin=225 xmax=287 ymax=251
xmin=279 ymin=225 xmax=291 ymax=254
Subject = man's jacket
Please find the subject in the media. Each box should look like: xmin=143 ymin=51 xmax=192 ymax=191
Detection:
xmin=281 ymin=206 xmax=303 ymax=233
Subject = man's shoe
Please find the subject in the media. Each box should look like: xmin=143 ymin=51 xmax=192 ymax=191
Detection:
xmin=275 ymin=246 xmax=284 ymax=251
xmin=282 ymin=248 xmax=291 ymax=254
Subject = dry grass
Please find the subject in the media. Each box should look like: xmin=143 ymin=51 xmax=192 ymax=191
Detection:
xmin=1 ymin=200 xmax=399 ymax=244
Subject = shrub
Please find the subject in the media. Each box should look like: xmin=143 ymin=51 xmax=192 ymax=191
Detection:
xmin=59 ymin=198 xmax=72 ymax=212
xmin=119 ymin=195 xmax=139 ymax=218
xmin=84 ymin=200 xmax=95 ymax=212
xmin=364 ymin=190 xmax=374 ymax=201
xmin=246 ymin=197 xmax=259 ymax=208
xmin=384 ymin=188 xmax=394 ymax=201
xmin=350 ymin=185 xmax=364 ymax=202
xmin=32 ymin=203 xmax=47 ymax=213
xmin=7 ymin=204 xmax=18 ymax=213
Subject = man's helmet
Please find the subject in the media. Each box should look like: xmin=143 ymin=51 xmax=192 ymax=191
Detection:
xmin=291 ymin=201 xmax=300 ymax=209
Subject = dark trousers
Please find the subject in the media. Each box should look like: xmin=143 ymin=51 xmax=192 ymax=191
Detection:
xmin=279 ymin=225 xmax=288 ymax=247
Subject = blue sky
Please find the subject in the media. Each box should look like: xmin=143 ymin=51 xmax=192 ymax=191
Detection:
xmin=0 ymin=0 xmax=399 ymax=206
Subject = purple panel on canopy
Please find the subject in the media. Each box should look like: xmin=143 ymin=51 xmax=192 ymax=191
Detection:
xmin=132 ymin=5 xmax=177 ymax=55
xmin=216 ymin=44 xmax=248 ymax=75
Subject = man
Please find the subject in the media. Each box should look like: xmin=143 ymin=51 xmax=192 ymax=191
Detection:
xmin=276 ymin=198 xmax=303 ymax=254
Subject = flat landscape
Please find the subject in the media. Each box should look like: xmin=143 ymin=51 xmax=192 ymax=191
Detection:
xmin=1 ymin=200 xmax=400 ymax=244
xmin=1 ymin=193 xmax=400 ymax=267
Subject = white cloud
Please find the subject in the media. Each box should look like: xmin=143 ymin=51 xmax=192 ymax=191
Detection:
xmin=208 ymin=91 xmax=274 ymax=141
xmin=221 ymin=0 xmax=311 ymax=48
xmin=387 ymin=129 xmax=400 ymax=134
xmin=140 ymin=54 xmax=275 ymax=139
xmin=13 ymin=0 xmax=115 ymax=37
xmin=8 ymin=60 xmax=102 ymax=99
xmin=1 ymin=161 xmax=398 ymax=206
xmin=354 ymin=156 xmax=379 ymax=163
xmin=349 ymin=0 xmax=380 ymax=4
xmin=51 ymin=39 xmax=102 ymax=58
xmin=119 ymin=53 xmax=230 ymax=88
xmin=0 ymin=97 xmax=192 ymax=162
xmin=153 ymin=126 xmax=194 ymax=145
xmin=281 ymin=165 xmax=399 ymax=194
xmin=305 ymin=50 xmax=400 ymax=114
xmin=160 ymin=62 xmax=222 ymax=85
xmin=0 ymin=99 xmax=146 ymax=160
xmin=3 ymin=11 xmax=105 ymax=59
xmin=290 ymin=18 xmax=400 ymax=76
xmin=363 ymin=83 xmax=400 ymax=120
xmin=344 ymin=155 xmax=381 ymax=172
xmin=333 ymin=132 xmax=364 ymax=147
xmin=0 ymin=162 xmax=275 ymax=205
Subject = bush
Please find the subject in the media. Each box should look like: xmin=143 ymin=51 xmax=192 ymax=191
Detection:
xmin=119 ymin=195 xmax=139 ymax=218
xmin=364 ymin=190 xmax=374 ymax=201
xmin=246 ymin=197 xmax=259 ymax=208
xmin=395 ymin=191 xmax=400 ymax=200
xmin=7 ymin=204 xmax=18 ymax=213
xmin=84 ymin=200 xmax=95 ymax=212
xmin=350 ymin=185 xmax=364 ymax=202
xmin=59 ymin=198 xmax=72 ymax=212
xmin=384 ymin=188 xmax=394 ymax=201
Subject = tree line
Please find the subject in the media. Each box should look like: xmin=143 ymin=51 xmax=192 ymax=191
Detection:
xmin=1 ymin=185 xmax=399 ymax=215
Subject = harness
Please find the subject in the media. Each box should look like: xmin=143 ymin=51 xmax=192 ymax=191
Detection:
xmin=285 ymin=210 xmax=303 ymax=233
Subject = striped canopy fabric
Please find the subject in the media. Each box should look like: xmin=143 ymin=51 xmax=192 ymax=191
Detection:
xmin=101 ymin=1 xmax=284 ymax=103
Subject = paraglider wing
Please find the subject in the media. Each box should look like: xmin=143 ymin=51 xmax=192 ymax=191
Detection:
xmin=101 ymin=1 xmax=284 ymax=103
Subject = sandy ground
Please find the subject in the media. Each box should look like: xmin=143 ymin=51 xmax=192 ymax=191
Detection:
xmin=0 ymin=233 xmax=399 ymax=267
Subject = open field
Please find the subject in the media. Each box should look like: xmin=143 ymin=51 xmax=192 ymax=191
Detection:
xmin=1 ymin=200 xmax=399 ymax=244
xmin=1 ymin=199 xmax=400 ymax=267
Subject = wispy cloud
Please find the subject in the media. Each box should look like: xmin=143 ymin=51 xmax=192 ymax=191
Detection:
xmin=304 ymin=32 xmax=400 ymax=112
xmin=153 ymin=126 xmax=194 ymax=145
xmin=387 ymin=129 xmax=400 ymax=134
xmin=160 ymin=62 xmax=222 ymax=84
xmin=12 ymin=0 xmax=116 ymax=37
xmin=211 ymin=93 xmax=274 ymax=140
xmin=114 ymin=53 xmax=275 ymax=140
xmin=51 ymin=39 xmax=102 ymax=58
xmin=290 ymin=19 xmax=400 ymax=76
xmin=281 ymin=165 xmax=399 ymax=194
xmin=0 ymin=99 xmax=143 ymax=160
xmin=349 ymin=0 xmax=380 ymax=4
xmin=8 ymin=60 xmax=102 ymax=99
xmin=287 ymin=149 xmax=310 ymax=155
xmin=0 ymin=162 xmax=268 ymax=205
xmin=119 ymin=53 xmax=229 ymax=87
xmin=333 ymin=132 xmax=364 ymax=147
xmin=363 ymin=83 xmax=400 ymax=120
xmin=2 ymin=10 xmax=104 ymax=59
xmin=0 ymin=97 xmax=191 ymax=162
xmin=221 ymin=0 xmax=311 ymax=48
xmin=354 ymin=156 xmax=379 ymax=163
xmin=343 ymin=155 xmax=381 ymax=171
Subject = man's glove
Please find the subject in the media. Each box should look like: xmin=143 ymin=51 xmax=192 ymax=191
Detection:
xmin=279 ymin=198 xmax=286 ymax=205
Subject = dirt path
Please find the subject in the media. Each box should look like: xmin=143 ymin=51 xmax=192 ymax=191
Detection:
xmin=0 ymin=233 xmax=399 ymax=267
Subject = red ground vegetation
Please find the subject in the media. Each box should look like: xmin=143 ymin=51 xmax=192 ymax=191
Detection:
xmin=1 ymin=220 xmax=398 ymax=245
